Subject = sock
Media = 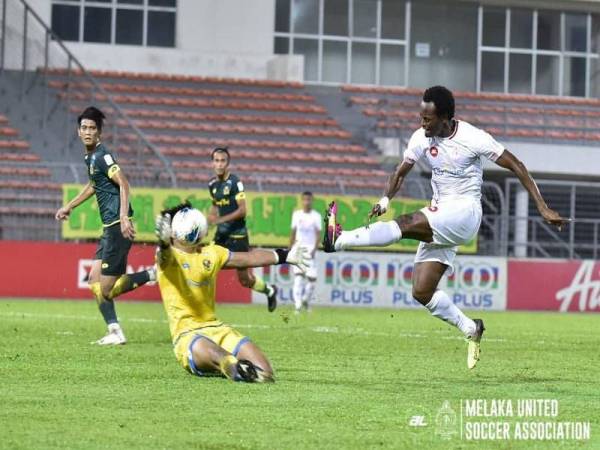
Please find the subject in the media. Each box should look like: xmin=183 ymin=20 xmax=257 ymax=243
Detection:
xmin=424 ymin=290 xmax=476 ymax=337
xmin=293 ymin=275 xmax=305 ymax=310
xmin=108 ymin=271 xmax=151 ymax=299
xmin=334 ymin=221 xmax=402 ymax=251
xmin=219 ymin=355 xmax=239 ymax=380
xmin=90 ymin=282 xmax=118 ymax=325
xmin=252 ymin=275 xmax=273 ymax=295
xmin=303 ymin=279 xmax=316 ymax=305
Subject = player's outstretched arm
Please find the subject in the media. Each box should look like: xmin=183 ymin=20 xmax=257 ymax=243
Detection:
xmin=224 ymin=244 xmax=309 ymax=273
xmin=55 ymin=182 xmax=95 ymax=220
xmin=495 ymin=150 xmax=569 ymax=230
xmin=111 ymin=170 xmax=135 ymax=240
xmin=369 ymin=160 xmax=415 ymax=219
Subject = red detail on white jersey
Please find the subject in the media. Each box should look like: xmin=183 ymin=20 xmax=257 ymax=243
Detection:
xmin=428 ymin=206 xmax=439 ymax=212
xmin=429 ymin=146 xmax=438 ymax=157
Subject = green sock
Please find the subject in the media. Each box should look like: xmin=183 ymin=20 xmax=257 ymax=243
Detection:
xmin=91 ymin=282 xmax=118 ymax=325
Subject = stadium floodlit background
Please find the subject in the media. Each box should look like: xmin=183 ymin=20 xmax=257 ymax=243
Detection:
xmin=0 ymin=1 xmax=598 ymax=449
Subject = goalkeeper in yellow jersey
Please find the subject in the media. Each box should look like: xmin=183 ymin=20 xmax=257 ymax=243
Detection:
xmin=155 ymin=202 xmax=309 ymax=382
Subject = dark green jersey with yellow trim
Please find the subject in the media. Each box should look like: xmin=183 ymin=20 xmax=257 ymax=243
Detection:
xmin=85 ymin=143 xmax=133 ymax=226
xmin=208 ymin=173 xmax=247 ymax=237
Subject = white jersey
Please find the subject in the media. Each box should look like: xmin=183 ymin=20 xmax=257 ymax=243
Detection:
xmin=404 ymin=120 xmax=505 ymax=203
xmin=291 ymin=209 xmax=322 ymax=251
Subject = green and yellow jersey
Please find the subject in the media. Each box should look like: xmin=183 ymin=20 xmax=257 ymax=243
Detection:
xmin=85 ymin=143 xmax=133 ymax=226
xmin=208 ymin=173 xmax=247 ymax=238
xmin=156 ymin=244 xmax=231 ymax=343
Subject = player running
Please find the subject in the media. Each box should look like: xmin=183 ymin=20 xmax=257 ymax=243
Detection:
xmin=289 ymin=191 xmax=322 ymax=313
xmin=207 ymin=147 xmax=278 ymax=311
xmin=55 ymin=106 xmax=155 ymax=345
xmin=323 ymin=86 xmax=568 ymax=369
xmin=155 ymin=202 xmax=309 ymax=382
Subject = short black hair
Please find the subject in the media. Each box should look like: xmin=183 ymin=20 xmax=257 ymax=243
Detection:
xmin=211 ymin=147 xmax=230 ymax=162
xmin=422 ymin=86 xmax=455 ymax=120
xmin=301 ymin=191 xmax=313 ymax=197
xmin=77 ymin=106 xmax=106 ymax=131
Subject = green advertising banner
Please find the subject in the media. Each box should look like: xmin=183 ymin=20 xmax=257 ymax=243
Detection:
xmin=62 ymin=184 xmax=477 ymax=253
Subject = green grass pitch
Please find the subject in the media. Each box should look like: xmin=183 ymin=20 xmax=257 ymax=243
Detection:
xmin=0 ymin=299 xmax=598 ymax=449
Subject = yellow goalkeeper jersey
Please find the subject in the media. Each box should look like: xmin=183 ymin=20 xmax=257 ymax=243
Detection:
xmin=156 ymin=244 xmax=231 ymax=342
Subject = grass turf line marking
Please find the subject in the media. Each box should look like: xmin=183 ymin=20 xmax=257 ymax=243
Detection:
xmin=0 ymin=310 xmax=507 ymax=342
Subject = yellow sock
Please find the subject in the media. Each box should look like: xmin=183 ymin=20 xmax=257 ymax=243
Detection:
xmin=219 ymin=355 xmax=239 ymax=380
xmin=90 ymin=282 xmax=103 ymax=304
xmin=108 ymin=275 xmax=131 ymax=299
xmin=251 ymin=276 xmax=267 ymax=293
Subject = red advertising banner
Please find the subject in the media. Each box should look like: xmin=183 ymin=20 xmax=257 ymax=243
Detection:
xmin=508 ymin=259 xmax=600 ymax=313
xmin=0 ymin=241 xmax=250 ymax=303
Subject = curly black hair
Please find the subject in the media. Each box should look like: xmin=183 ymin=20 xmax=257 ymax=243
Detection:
xmin=422 ymin=86 xmax=455 ymax=120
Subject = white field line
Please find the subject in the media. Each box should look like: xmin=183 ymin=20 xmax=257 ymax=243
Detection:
xmin=0 ymin=311 xmax=507 ymax=342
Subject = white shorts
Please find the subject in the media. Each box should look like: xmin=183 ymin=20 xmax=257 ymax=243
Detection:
xmin=415 ymin=198 xmax=482 ymax=273
xmin=293 ymin=257 xmax=317 ymax=280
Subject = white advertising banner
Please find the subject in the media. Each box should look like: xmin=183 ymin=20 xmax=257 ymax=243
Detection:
xmin=252 ymin=251 xmax=507 ymax=311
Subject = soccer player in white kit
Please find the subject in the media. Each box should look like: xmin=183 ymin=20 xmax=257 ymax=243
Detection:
xmin=323 ymin=86 xmax=568 ymax=369
xmin=289 ymin=192 xmax=322 ymax=313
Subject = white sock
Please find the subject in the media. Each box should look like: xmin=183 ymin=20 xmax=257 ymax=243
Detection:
xmin=293 ymin=275 xmax=305 ymax=310
xmin=334 ymin=221 xmax=402 ymax=251
xmin=303 ymin=279 xmax=316 ymax=305
xmin=424 ymin=290 xmax=476 ymax=337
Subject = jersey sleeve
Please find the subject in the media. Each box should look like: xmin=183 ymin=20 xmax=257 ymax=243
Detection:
xmin=291 ymin=211 xmax=298 ymax=229
xmin=208 ymin=181 xmax=217 ymax=205
xmin=403 ymin=129 xmax=427 ymax=163
xmin=476 ymin=130 xmax=505 ymax=162
xmin=213 ymin=245 xmax=231 ymax=271
xmin=96 ymin=152 xmax=121 ymax=179
xmin=231 ymin=175 xmax=246 ymax=202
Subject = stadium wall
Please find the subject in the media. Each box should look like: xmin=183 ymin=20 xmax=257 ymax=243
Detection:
xmin=1 ymin=243 xmax=599 ymax=313
xmin=3 ymin=0 xmax=303 ymax=80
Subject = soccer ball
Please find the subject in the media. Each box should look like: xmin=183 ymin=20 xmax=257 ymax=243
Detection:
xmin=171 ymin=207 xmax=208 ymax=247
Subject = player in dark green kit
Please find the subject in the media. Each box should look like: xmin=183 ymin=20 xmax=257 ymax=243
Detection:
xmin=55 ymin=107 xmax=155 ymax=345
xmin=207 ymin=148 xmax=278 ymax=311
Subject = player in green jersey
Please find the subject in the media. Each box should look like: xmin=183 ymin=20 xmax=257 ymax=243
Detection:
xmin=207 ymin=148 xmax=278 ymax=311
xmin=55 ymin=106 xmax=155 ymax=345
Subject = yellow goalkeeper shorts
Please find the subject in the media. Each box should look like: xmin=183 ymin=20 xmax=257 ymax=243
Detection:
xmin=173 ymin=322 xmax=249 ymax=376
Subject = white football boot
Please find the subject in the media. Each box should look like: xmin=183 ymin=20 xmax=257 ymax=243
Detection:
xmin=93 ymin=323 xmax=127 ymax=345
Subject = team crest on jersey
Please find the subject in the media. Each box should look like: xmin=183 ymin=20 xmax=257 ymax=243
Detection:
xmin=223 ymin=185 xmax=230 ymax=196
xmin=428 ymin=206 xmax=439 ymax=212
xmin=429 ymin=146 xmax=439 ymax=157
xmin=203 ymin=259 xmax=212 ymax=271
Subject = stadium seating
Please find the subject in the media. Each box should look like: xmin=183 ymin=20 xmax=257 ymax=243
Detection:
xmin=343 ymin=85 xmax=600 ymax=143
xmin=45 ymin=69 xmax=383 ymax=194
xmin=0 ymin=113 xmax=59 ymax=239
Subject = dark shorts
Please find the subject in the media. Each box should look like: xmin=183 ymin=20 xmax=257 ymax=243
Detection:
xmin=94 ymin=222 xmax=132 ymax=276
xmin=214 ymin=233 xmax=250 ymax=252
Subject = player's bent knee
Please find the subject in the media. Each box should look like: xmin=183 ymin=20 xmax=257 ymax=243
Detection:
xmin=412 ymin=287 xmax=434 ymax=305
